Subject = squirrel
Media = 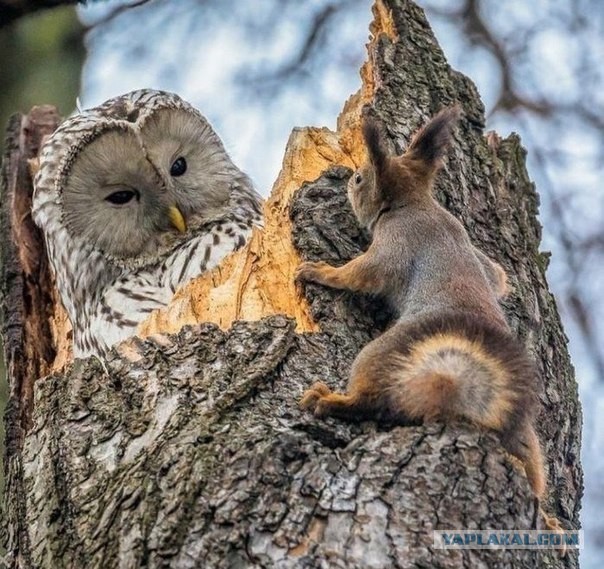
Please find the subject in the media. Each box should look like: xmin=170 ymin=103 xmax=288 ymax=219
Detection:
xmin=296 ymin=106 xmax=562 ymax=535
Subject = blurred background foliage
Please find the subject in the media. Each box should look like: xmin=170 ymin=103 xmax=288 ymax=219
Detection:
xmin=0 ymin=0 xmax=602 ymax=565
xmin=0 ymin=6 xmax=84 ymax=149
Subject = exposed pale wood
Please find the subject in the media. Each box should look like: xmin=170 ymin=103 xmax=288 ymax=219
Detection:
xmin=136 ymin=1 xmax=400 ymax=341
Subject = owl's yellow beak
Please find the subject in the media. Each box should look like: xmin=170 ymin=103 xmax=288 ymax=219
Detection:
xmin=168 ymin=205 xmax=187 ymax=233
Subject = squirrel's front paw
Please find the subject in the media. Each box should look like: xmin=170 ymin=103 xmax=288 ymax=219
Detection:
xmin=300 ymin=381 xmax=332 ymax=414
xmin=295 ymin=261 xmax=331 ymax=284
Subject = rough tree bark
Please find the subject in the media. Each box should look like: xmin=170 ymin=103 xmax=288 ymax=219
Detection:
xmin=1 ymin=1 xmax=581 ymax=568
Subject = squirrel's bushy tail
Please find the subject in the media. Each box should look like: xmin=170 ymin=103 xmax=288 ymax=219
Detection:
xmin=386 ymin=312 xmax=545 ymax=496
xmin=388 ymin=313 xmax=537 ymax=430
xmin=392 ymin=332 xmax=519 ymax=430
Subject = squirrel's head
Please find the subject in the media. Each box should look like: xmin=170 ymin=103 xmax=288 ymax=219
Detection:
xmin=348 ymin=106 xmax=460 ymax=230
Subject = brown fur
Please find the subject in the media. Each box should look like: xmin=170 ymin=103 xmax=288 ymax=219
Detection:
xmin=295 ymin=254 xmax=384 ymax=293
xmin=297 ymin=107 xmax=562 ymax=537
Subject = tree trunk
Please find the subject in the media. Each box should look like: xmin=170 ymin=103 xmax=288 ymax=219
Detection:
xmin=1 ymin=1 xmax=581 ymax=568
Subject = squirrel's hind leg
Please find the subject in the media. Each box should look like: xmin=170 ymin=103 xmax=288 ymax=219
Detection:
xmin=300 ymin=381 xmax=333 ymax=411
xmin=300 ymin=381 xmax=368 ymax=421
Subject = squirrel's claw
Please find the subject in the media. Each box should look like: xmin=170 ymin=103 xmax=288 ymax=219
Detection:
xmin=300 ymin=381 xmax=333 ymax=414
xmin=295 ymin=261 xmax=330 ymax=284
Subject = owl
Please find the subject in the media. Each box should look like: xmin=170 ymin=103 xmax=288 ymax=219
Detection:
xmin=32 ymin=89 xmax=263 ymax=359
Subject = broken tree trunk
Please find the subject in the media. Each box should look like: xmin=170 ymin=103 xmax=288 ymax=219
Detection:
xmin=1 ymin=1 xmax=581 ymax=568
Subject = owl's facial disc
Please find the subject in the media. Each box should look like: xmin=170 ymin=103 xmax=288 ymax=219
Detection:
xmin=141 ymin=108 xmax=234 ymax=225
xmin=61 ymin=128 xmax=188 ymax=261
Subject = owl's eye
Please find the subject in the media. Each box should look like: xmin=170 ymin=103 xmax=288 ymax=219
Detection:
xmin=170 ymin=157 xmax=187 ymax=177
xmin=105 ymin=189 xmax=139 ymax=205
xmin=355 ymin=173 xmax=362 ymax=184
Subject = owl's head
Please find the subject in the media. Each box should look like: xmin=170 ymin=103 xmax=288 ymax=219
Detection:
xmin=34 ymin=90 xmax=254 ymax=266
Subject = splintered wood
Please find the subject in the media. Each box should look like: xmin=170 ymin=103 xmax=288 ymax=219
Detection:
xmin=137 ymin=1 xmax=397 ymax=340
xmin=138 ymin=127 xmax=358 ymax=338
xmin=45 ymin=0 xmax=397 ymax=368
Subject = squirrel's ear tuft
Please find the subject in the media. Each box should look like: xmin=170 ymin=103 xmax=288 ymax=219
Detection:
xmin=406 ymin=105 xmax=460 ymax=168
xmin=362 ymin=116 xmax=388 ymax=172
